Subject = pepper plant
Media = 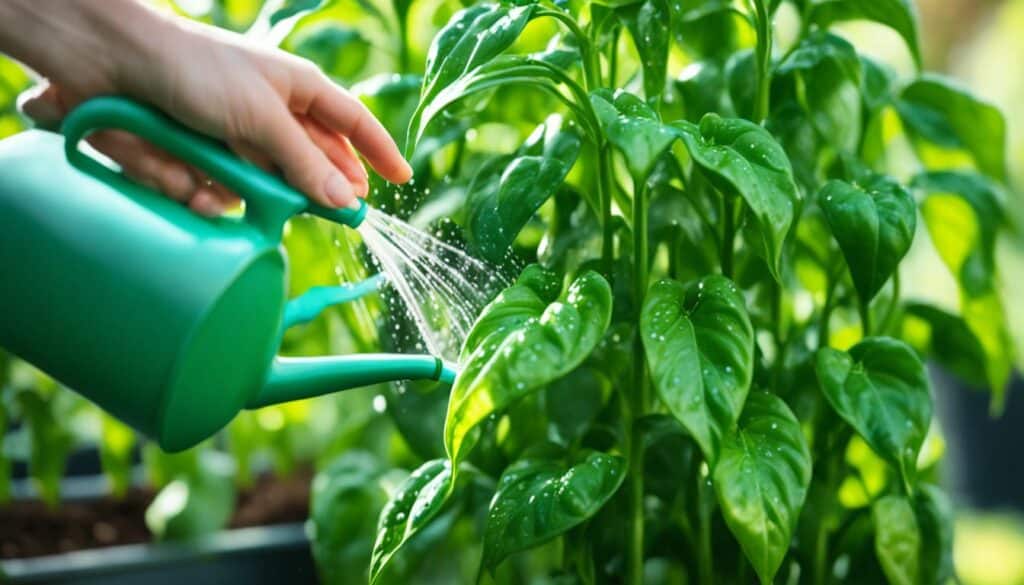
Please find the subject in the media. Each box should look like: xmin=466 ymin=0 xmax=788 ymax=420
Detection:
xmin=350 ymin=0 xmax=1018 ymax=583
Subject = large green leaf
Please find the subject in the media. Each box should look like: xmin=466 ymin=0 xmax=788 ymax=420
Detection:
xmin=482 ymin=451 xmax=626 ymax=571
xmin=640 ymin=276 xmax=754 ymax=462
xmin=619 ymin=0 xmax=671 ymax=105
xmin=310 ymin=451 xmax=387 ymax=584
xmin=145 ymin=451 xmax=236 ymax=541
xmin=713 ymin=392 xmax=812 ymax=585
xmin=916 ymin=484 xmax=955 ymax=585
xmin=775 ymin=31 xmax=863 ymax=153
xmin=408 ymin=3 xmax=539 ymax=143
xmin=369 ymin=459 xmax=454 ymax=583
xmin=807 ymin=0 xmax=921 ymax=68
xmin=446 ymin=269 xmax=613 ymax=465
xmin=902 ymin=303 xmax=988 ymax=389
xmin=914 ymin=171 xmax=1004 ymax=297
xmin=897 ymin=76 xmax=1008 ymax=182
xmin=590 ymin=89 xmax=679 ymax=181
xmin=466 ymin=116 xmax=582 ymax=262
xmin=669 ymin=0 xmax=749 ymax=61
xmin=914 ymin=171 xmax=1014 ymax=411
xmin=872 ymin=495 xmax=921 ymax=585
xmin=674 ymin=114 xmax=799 ymax=278
xmin=817 ymin=175 xmax=916 ymax=303
xmin=815 ymin=337 xmax=931 ymax=490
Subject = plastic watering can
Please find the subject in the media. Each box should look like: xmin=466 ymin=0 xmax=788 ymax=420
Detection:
xmin=0 ymin=96 xmax=456 ymax=452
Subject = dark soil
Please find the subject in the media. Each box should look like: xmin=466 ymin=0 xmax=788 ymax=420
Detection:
xmin=0 ymin=468 xmax=313 ymax=559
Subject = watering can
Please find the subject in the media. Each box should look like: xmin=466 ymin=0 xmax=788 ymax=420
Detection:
xmin=0 ymin=96 xmax=456 ymax=452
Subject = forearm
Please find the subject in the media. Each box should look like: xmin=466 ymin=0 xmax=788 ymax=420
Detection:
xmin=0 ymin=0 xmax=172 ymax=96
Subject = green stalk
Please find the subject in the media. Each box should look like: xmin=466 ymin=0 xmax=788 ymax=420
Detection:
xmin=858 ymin=296 xmax=872 ymax=338
xmin=751 ymin=0 xmax=773 ymax=124
xmin=721 ymin=194 xmax=736 ymax=279
xmin=394 ymin=0 xmax=410 ymax=73
xmin=627 ymin=178 xmax=650 ymax=585
xmin=696 ymin=469 xmax=714 ymax=584
xmin=599 ymin=144 xmax=615 ymax=277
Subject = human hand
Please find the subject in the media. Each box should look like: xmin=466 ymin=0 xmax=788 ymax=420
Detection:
xmin=8 ymin=1 xmax=411 ymax=216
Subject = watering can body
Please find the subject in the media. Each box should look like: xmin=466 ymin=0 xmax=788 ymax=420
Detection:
xmin=0 ymin=97 xmax=454 ymax=451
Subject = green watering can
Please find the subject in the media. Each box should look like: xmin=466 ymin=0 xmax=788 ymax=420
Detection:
xmin=0 ymin=96 xmax=455 ymax=452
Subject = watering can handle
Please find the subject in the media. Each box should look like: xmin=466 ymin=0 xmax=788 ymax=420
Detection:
xmin=60 ymin=96 xmax=367 ymax=239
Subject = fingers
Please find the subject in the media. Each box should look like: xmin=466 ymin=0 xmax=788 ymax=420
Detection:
xmin=297 ymin=115 xmax=369 ymax=198
xmin=17 ymin=81 xmax=69 ymax=130
xmin=88 ymin=130 xmax=200 ymax=203
xmin=294 ymin=69 xmax=412 ymax=184
xmin=250 ymin=102 xmax=361 ymax=208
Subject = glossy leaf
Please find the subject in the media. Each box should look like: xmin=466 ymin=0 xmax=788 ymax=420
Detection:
xmin=669 ymin=0 xmax=749 ymax=61
xmin=713 ymin=391 xmax=812 ymax=585
xmin=145 ymin=451 xmax=236 ymax=541
xmin=447 ymin=269 xmax=613 ymax=465
xmin=914 ymin=171 xmax=1005 ymax=297
xmin=897 ymin=76 xmax=1008 ymax=181
xmin=620 ymin=0 xmax=671 ymax=104
xmin=872 ymin=495 xmax=921 ymax=585
xmin=776 ymin=31 xmax=863 ymax=153
xmin=816 ymin=337 xmax=931 ymax=490
xmin=369 ymin=459 xmax=454 ymax=583
xmin=641 ymin=276 xmax=754 ymax=462
xmin=807 ymin=0 xmax=921 ymax=67
xmin=902 ymin=303 xmax=988 ymax=389
xmin=817 ymin=175 xmax=916 ymax=303
xmin=590 ymin=89 xmax=679 ymax=181
xmin=914 ymin=171 xmax=1014 ymax=410
xmin=674 ymin=114 xmax=799 ymax=278
xmin=482 ymin=451 xmax=626 ymax=570
xmin=466 ymin=116 xmax=582 ymax=262
xmin=916 ymin=484 xmax=955 ymax=585
xmin=410 ymin=4 xmax=537 ymax=143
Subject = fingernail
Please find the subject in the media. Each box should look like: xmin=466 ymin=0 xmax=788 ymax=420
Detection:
xmin=325 ymin=172 xmax=352 ymax=207
xmin=347 ymin=198 xmax=363 ymax=210
xmin=400 ymin=160 xmax=413 ymax=182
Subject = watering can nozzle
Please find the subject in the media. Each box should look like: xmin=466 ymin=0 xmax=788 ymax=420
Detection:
xmin=307 ymin=198 xmax=369 ymax=229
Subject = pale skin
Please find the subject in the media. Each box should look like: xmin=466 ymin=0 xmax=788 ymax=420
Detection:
xmin=0 ymin=0 xmax=413 ymax=216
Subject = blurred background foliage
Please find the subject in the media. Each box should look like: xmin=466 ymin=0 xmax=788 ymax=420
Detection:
xmin=0 ymin=0 xmax=1022 ymax=583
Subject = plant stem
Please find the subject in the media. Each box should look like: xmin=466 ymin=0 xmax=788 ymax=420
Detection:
xmin=858 ymin=296 xmax=872 ymax=338
xmin=394 ymin=1 xmax=410 ymax=73
xmin=751 ymin=0 xmax=773 ymax=124
xmin=696 ymin=469 xmax=714 ymax=585
xmin=627 ymin=177 xmax=650 ymax=585
xmin=599 ymin=144 xmax=615 ymax=277
xmin=721 ymin=194 xmax=736 ymax=279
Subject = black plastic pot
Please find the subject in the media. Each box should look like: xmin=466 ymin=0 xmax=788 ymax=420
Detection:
xmin=0 ymin=523 xmax=317 ymax=585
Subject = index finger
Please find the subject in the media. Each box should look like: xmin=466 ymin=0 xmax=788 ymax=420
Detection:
xmin=302 ymin=74 xmax=412 ymax=184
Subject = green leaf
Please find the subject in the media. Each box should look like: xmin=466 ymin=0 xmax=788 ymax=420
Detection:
xmin=619 ymin=0 xmax=671 ymax=105
xmin=713 ymin=391 xmax=812 ymax=585
xmin=916 ymin=484 xmax=955 ymax=585
xmin=410 ymin=4 xmax=537 ymax=142
xmin=670 ymin=0 xmax=750 ymax=61
xmin=145 ymin=451 xmax=236 ymax=541
xmin=817 ymin=175 xmax=916 ymax=303
xmin=641 ymin=276 xmax=754 ymax=461
xmin=914 ymin=171 xmax=1004 ymax=297
xmin=482 ymin=451 xmax=626 ymax=571
xmin=590 ymin=89 xmax=679 ymax=181
xmin=447 ymin=269 xmax=613 ymax=465
xmin=815 ymin=337 xmax=931 ymax=490
xmin=99 ymin=413 xmax=136 ymax=499
xmin=872 ymin=495 xmax=921 ymax=585
xmin=369 ymin=459 xmax=454 ymax=583
xmin=309 ymin=451 xmax=388 ymax=583
xmin=902 ymin=303 xmax=989 ymax=389
xmin=807 ymin=0 xmax=921 ymax=68
xmin=913 ymin=171 xmax=1014 ymax=411
xmin=674 ymin=114 xmax=800 ymax=279
xmin=466 ymin=116 xmax=582 ymax=262
xmin=897 ymin=76 xmax=1008 ymax=182
xmin=775 ymin=31 xmax=863 ymax=153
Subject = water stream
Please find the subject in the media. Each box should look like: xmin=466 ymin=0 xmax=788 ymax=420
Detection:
xmin=354 ymin=206 xmax=509 ymax=364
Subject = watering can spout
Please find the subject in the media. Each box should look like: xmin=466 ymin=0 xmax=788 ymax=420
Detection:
xmin=247 ymin=355 xmax=457 ymax=409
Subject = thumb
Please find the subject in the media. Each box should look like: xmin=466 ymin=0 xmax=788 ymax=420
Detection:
xmin=17 ymin=82 xmax=69 ymax=131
